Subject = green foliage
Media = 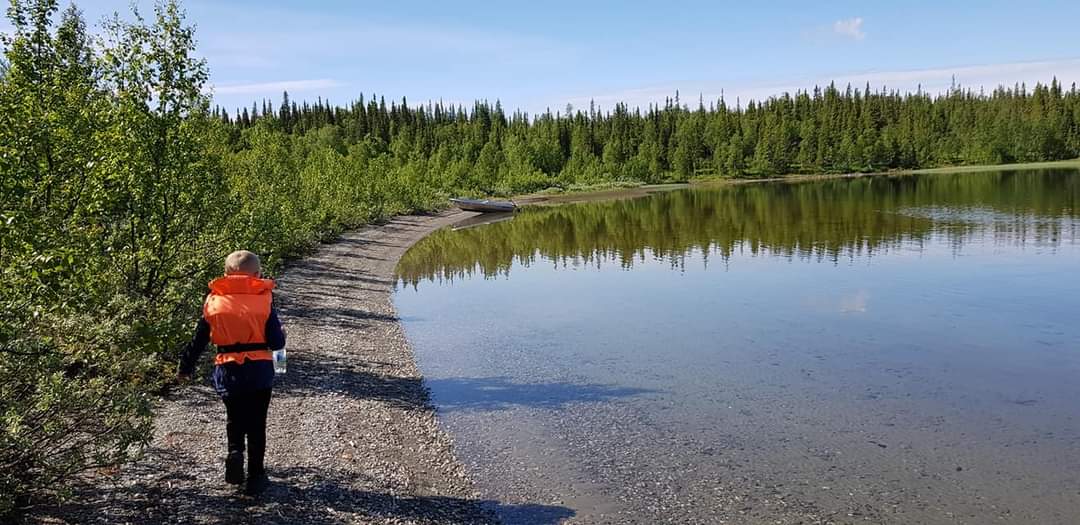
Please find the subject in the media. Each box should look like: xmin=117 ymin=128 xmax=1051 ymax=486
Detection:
xmin=3 ymin=0 xmax=1080 ymax=518
xmin=220 ymin=83 xmax=1080 ymax=192
xmin=0 ymin=0 xmax=317 ymax=517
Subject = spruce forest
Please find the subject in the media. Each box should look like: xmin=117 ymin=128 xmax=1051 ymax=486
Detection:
xmin=220 ymin=78 xmax=1080 ymax=194
xmin=1 ymin=0 xmax=1079 ymax=517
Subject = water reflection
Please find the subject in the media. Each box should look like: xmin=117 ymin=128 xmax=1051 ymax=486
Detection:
xmin=395 ymin=167 xmax=1080 ymax=523
xmin=397 ymin=169 xmax=1079 ymax=287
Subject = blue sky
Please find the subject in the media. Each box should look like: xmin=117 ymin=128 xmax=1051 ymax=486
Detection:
xmin=39 ymin=0 xmax=1080 ymax=113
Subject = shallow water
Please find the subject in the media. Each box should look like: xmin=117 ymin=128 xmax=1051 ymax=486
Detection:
xmin=394 ymin=169 xmax=1080 ymax=524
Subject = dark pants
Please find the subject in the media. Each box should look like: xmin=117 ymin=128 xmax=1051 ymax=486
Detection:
xmin=222 ymin=388 xmax=272 ymax=476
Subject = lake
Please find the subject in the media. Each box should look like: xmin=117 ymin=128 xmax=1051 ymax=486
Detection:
xmin=394 ymin=168 xmax=1080 ymax=524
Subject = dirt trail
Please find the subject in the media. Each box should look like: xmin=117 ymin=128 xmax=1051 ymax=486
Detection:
xmin=29 ymin=210 xmax=549 ymax=525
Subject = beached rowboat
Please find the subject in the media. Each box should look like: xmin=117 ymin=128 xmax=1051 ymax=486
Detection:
xmin=450 ymin=197 xmax=517 ymax=213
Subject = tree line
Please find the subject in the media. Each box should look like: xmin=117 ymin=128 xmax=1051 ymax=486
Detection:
xmin=217 ymin=78 xmax=1080 ymax=195
xmin=2 ymin=0 xmax=1079 ymax=517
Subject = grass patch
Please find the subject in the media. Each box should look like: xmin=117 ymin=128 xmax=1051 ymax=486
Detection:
xmin=530 ymin=180 xmax=645 ymax=196
xmin=908 ymin=159 xmax=1080 ymax=174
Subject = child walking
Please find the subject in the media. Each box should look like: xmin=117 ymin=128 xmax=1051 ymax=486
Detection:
xmin=178 ymin=250 xmax=285 ymax=495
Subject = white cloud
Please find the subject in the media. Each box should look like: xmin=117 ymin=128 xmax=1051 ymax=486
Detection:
xmin=211 ymin=79 xmax=343 ymax=96
xmin=562 ymin=57 xmax=1080 ymax=113
xmin=833 ymin=17 xmax=866 ymax=41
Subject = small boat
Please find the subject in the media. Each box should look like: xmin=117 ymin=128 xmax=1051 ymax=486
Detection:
xmin=450 ymin=197 xmax=517 ymax=213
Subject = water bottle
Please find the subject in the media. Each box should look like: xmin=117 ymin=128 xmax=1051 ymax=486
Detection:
xmin=273 ymin=346 xmax=286 ymax=374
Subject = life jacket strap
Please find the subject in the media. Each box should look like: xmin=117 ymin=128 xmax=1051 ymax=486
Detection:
xmin=217 ymin=342 xmax=270 ymax=353
xmin=214 ymin=349 xmax=273 ymax=366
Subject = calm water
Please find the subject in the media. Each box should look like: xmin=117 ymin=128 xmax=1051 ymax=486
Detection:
xmin=394 ymin=169 xmax=1080 ymax=524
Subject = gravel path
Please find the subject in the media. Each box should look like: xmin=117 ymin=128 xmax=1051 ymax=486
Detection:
xmin=28 ymin=211 xmax=547 ymax=525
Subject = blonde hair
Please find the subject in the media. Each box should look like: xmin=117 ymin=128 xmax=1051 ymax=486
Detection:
xmin=224 ymin=250 xmax=261 ymax=275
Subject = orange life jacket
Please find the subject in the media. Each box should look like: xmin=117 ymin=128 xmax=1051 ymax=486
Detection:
xmin=204 ymin=274 xmax=276 ymax=366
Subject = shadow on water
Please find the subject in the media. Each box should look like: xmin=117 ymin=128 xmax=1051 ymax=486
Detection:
xmin=426 ymin=376 xmax=655 ymax=413
xmin=482 ymin=500 xmax=579 ymax=525
xmin=275 ymin=356 xmax=652 ymax=416
xmin=32 ymin=463 xmax=574 ymax=525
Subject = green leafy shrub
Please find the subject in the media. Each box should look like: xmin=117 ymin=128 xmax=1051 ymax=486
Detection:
xmin=0 ymin=0 xmax=227 ymax=516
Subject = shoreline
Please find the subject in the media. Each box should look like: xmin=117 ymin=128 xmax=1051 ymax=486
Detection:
xmin=27 ymin=158 xmax=1079 ymax=524
xmin=513 ymin=158 xmax=1080 ymax=206
xmin=29 ymin=210 xmax=535 ymax=525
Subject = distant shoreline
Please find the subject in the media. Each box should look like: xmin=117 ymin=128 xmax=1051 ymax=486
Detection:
xmin=905 ymin=158 xmax=1080 ymax=174
xmin=512 ymin=158 xmax=1080 ymax=207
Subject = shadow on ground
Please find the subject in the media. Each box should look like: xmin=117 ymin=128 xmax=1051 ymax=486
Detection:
xmin=31 ymin=464 xmax=574 ymax=525
xmin=275 ymin=351 xmax=432 ymax=411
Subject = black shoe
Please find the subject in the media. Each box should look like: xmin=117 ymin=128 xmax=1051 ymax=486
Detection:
xmin=225 ymin=453 xmax=245 ymax=485
xmin=244 ymin=472 xmax=269 ymax=496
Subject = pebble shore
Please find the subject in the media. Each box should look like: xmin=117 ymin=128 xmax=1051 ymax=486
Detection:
xmin=31 ymin=211 xmax=502 ymax=525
